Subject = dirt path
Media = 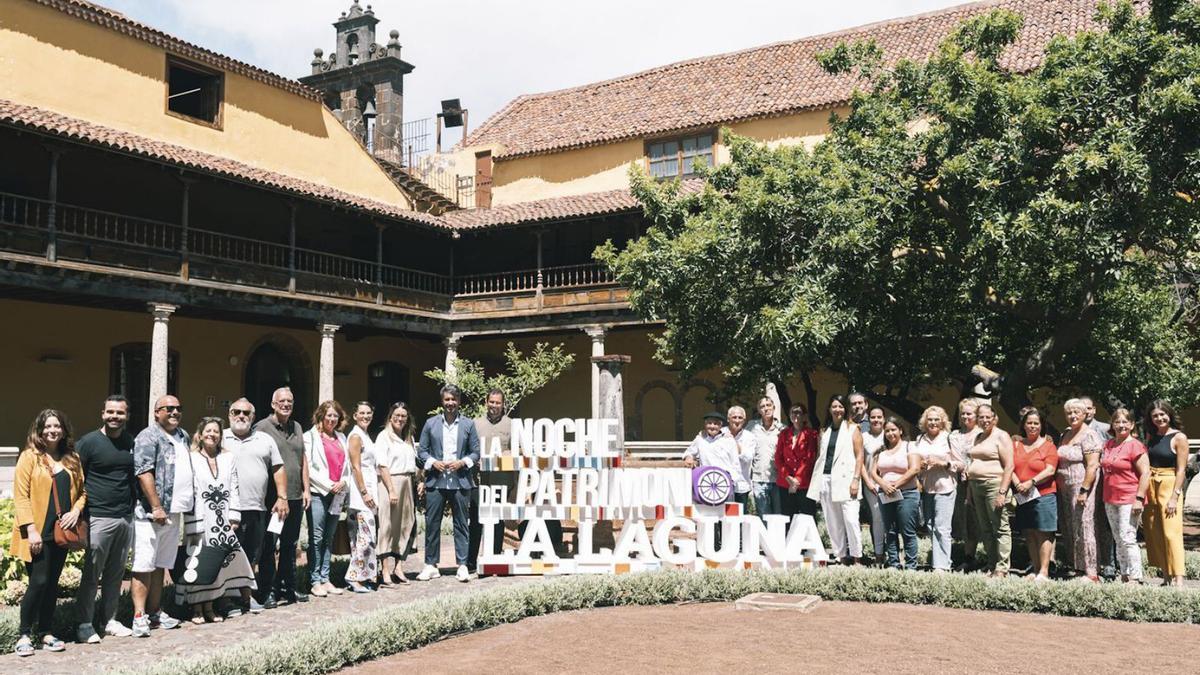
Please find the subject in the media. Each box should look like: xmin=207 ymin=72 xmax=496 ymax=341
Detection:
xmin=346 ymin=601 xmax=1200 ymax=674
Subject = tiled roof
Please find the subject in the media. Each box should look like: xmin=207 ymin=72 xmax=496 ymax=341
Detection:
xmin=463 ymin=0 xmax=1130 ymax=159
xmin=0 ymin=99 xmax=446 ymax=229
xmin=443 ymin=180 xmax=704 ymax=230
xmin=33 ymin=0 xmax=322 ymax=102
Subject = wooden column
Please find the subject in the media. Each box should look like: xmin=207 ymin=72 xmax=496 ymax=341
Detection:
xmin=178 ymin=177 xmax=191 ymax=280
xmin=45 ymin=147 xmax=60 ymax=263
xmin=288 ymin=203 xmax=297 ymax=293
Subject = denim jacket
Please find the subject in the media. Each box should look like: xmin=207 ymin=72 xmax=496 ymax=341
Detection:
xmin=133 ymin=423 xmax=190 ymax=517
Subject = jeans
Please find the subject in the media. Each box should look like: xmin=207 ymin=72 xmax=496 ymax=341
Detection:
xmin=881 ymin=488 xmax=920 ymax=570
xmin=1104 ymin=502 xmax=1144 ymax=580
xmin=862 ymin=488 xmax=885 ymax=557
xmin=922 ymin=490 xmax=956 ymax=571
xmin=77 ymin=515 xmax=133 ymax=628
xmin=969 ymin=478 xmax=1013 ymax=574
xmin=307 ymin=492 xmax=339 ymax=585
xmin=751 ymin=481 xmax=781 ymax=520
xmin=21 ymin=540 xmax=68 ymax=635
xmin=425 ymin=488 xmax=471 ymax=566
xmin=274 ymin=499 xmax=303 ymax=598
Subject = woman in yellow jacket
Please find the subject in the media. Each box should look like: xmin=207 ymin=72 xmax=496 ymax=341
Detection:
xmin=9 ymin=409 xmax=87 ymax=657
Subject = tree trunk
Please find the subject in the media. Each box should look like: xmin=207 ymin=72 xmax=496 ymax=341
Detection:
xmin=800 ymin=371 xmax=821 ymax=428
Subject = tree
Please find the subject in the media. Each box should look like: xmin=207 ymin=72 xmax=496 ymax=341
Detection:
xmin=597 ymin=0 xmax=1200 ymax=423
xmin=423 ymin=342 xmax=576 ymax=419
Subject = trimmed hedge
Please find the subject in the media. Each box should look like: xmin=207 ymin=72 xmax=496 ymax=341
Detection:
xmin=119 ymin=567 xmax=1200 ymax=675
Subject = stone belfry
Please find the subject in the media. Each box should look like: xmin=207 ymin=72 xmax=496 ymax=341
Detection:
xmin=300 ymin=0 xmax=413 ymax=163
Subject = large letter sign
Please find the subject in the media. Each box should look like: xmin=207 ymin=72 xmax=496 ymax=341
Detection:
xmin=476 ymin=418 xmax=828 ymax=575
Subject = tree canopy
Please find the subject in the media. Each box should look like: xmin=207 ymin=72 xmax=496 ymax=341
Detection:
xmin=597 ymin=0 xmax=1200 ymax=422
xmin=424 ymin=342 xmax=576 ymax=419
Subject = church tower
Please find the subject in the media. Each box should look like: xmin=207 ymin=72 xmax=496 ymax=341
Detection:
xmin=300 ymin=0 xmax=413 ymax=163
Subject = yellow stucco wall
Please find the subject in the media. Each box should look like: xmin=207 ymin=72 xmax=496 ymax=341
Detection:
xmin=0 ymin=0 xmax=410 ymax=207
xmin=449 ymin=107 xmax=847 ymax=206
xmin=0 ymin=299 xmax=442 ymax=445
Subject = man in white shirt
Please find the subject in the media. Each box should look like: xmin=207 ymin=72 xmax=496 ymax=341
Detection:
xmin=747 ymin=397 xmax=785 ymax=520
xmin=683 ymin=412 xmax=751 ymax=504
xmin=415 ymin=384 xmax=480 ymax=582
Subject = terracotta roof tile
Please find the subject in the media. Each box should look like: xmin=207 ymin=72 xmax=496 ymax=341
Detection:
xmin=464 ymin=0 xmax=1134 ymax=160
xmin=34 ymin=0 xmax=322 ymax=102
xmin=443 ymin=180 xmax=704 ymax=230
xmin=0 ymin=99 xmax=446 ymax=229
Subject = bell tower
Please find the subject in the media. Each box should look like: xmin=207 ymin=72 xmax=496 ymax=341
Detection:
xmin=300 ymin=0 xmax=413 ymax=162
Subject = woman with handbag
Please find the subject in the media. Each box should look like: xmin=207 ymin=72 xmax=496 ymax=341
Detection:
xmin=10 ymin=409 xmax=87 ymax=657
xmin=176 ymin=417 xmax=257 ymax=623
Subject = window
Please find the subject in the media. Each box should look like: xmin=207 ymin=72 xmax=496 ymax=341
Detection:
xmin=166 ymin=57 xmax=223 ymax=125
xmin=647 ymin=132 xmax=714 ymax=178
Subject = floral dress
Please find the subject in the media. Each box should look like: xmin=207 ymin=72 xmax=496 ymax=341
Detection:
xmin=1055 ymin=426 xmax=1110 ymax=576
xmin=175 ymin=451 xmax=257 ymax=605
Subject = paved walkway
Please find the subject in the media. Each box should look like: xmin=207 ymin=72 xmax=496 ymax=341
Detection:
xmin=1 ymin=546 xmax=535 ymax=674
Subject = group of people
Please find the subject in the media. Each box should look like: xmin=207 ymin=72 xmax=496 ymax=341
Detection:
xmin=687 ymin=393 xmax=1189 ymax=585
xmin=7 ymin=382 xmax=511 ymax=657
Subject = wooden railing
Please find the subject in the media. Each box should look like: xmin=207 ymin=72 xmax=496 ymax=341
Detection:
xmin=455 ymin=262 xmax=615 ymax=296
xmin=0 ymin=191 xmax=614 ymax=303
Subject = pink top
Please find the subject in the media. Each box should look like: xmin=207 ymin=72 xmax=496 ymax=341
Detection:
xmin=322 ymin=435 xmax=346 ymax=483
xmin=1101 ymin=437 xmax=1146 ymax=505
xmin=913 ymin=432 xmax=962 ymax=494
xmin=876 ymin=442 xmax=918 ymax=490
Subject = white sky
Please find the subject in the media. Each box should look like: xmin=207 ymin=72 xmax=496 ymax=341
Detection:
xmin=101 ymin=0 xmax=965 ymax=139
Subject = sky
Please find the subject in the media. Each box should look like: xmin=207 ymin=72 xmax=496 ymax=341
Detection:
xmin=100 ymin=0 xmax=967 ymax=140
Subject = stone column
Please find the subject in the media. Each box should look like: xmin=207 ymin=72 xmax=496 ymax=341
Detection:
xmin=583 ymin=325 xmax=608 ymax=419
xmin=147 ymin=303 xmax=178 ymax=421
xmin=318 ymin=323 xmax=340 ymax=403
xmin=593 ymin=355 xmax=631 ymax=453
xmin=444 ymin=334 xmax=461 ymax=379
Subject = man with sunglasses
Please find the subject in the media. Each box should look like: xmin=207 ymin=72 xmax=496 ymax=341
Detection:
xmin=131 ymin=395 xmax=192 ymax=637
xmin=223 ymin=398 xmax=286 ymax=614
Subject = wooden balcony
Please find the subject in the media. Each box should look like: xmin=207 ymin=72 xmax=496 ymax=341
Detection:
xmin=0 ymin=190 xmax=626 ymax=325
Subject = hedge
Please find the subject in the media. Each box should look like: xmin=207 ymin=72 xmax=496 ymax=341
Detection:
xmin=114 ymin=567 xmax=1200 ymax=675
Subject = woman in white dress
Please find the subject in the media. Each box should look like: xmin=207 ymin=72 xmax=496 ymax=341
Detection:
xmin=374 ymin=402 xmax=419 ymax=586
xmin=176 ymin=417 xmax=256 ymax=623
xmin=345 ymin=402 xmax=380 ymax=593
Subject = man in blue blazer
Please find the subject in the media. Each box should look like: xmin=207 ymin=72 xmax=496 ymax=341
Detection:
xmin=416 ymin=384 xmax=481 ymax=582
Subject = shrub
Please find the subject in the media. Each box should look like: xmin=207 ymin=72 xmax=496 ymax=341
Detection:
xmin=117 ymin=567 xmax=1200 ymax=675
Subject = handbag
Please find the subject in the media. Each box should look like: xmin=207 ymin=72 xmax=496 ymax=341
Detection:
xmin=51 ymin=474 xmax=88 ymax=550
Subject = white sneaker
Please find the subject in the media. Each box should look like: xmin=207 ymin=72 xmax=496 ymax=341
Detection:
xmin=456 ymin=565 xmax=470 ymax=583
xmin=77 ymin=623 xmax=101 ymax=644
xmin=416 ymin=565 xmax=440 ymax=581
xmin=131 ymin=614 xmax=150 ymax=638
xmin=105 ymin=619 xmax=133 ymax=638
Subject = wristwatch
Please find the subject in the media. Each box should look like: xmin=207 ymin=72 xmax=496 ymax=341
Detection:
xmin=1079 ymin=486 xmax=1091 ymax=495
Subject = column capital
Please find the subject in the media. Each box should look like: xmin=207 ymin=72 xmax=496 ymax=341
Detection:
xmin=319 ymin=323 xmax=341 ymax=338
xmin=444 ymin=334 xmax=462 ymax=349
xmin=148 ymin=302 xmax=178 ymax=320
xmin=583 ymin=324 xmax=608 ymax=341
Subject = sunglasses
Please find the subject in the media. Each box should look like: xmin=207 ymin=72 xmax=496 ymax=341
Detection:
xmin=156 ymin=405 xmax=183 ymax=413
xmin=230 ymin=409 xmax=253 ymax=417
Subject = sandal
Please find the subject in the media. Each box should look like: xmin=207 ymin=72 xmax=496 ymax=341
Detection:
xmin=42 ymin=634 xmax=65 ymax=652
xmin=392 ymin=572 xmax=409 ymax=584
xmin=15 ymin=635 xmax=34 ymax=657
xmin=190 ymin=615 xmax=206 ymax=626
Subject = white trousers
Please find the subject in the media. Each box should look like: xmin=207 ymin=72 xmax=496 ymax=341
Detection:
xmin=1104 ymin=502 xmax=1143 ymax=580
xmin=819 ymin=474 xmax=863 ymax=559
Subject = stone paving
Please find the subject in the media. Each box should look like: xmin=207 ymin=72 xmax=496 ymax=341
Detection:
xmin=1 ymin=545 xmax=536 ymax=674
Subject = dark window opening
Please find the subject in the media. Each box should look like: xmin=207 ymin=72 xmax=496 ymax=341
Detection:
xmin=167 ymin=58 xmax=223 ymax=124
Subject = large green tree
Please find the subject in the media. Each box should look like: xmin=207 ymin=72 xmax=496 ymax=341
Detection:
xmin=597 ymin=0 xmax=1200 ymax=423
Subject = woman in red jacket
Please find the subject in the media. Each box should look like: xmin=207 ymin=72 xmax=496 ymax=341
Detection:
xmin=776 ymin=403 xmax=819 ymax=522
